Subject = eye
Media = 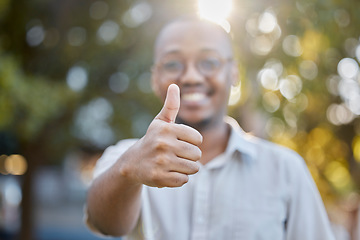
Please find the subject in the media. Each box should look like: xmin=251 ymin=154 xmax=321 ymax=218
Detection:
xmin=162 ymin=60 xmax=184 ymax=73
xmin=198 ymin=57 xmax=221 ymax=73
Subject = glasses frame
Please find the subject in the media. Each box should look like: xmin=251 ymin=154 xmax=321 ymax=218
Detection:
xmin=154 ymin=55 xmax=233 ymax=80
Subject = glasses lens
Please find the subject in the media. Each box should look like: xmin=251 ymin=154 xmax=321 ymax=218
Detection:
xmin=198 ymin=57 xmax=222 ymax=76
xmin=161 ymin=59 xmax=184 ymax=78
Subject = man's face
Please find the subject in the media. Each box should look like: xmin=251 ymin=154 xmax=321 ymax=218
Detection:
xmin=152 ymin=20 xmax=237 ymax=129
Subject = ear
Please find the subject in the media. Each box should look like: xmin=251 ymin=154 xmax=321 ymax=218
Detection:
xmin=151 ymin=65 xmax=161 ymax=98
xmin=230 ymin=61 xmax=239 ymax=86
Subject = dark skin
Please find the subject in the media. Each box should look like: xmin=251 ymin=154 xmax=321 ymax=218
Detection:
xmin=86 ymin=19 xmax=238 ymax=236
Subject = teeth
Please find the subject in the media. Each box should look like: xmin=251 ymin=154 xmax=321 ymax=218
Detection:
xmin=182 ymin=93 xmax=206 ymax=101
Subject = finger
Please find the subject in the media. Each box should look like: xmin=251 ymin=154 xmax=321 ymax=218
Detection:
xmin=169 ymin=157 xmax=200 ymax=175
xmin=173 ymin=141 xmax=202 ymax=161
xmin=173 ymin=124 xmax=203 ymax=146
xmin=155 ymin=84 xmax=180 ymax=123
xmin=162 ymin=172 xmax=189 ymax=188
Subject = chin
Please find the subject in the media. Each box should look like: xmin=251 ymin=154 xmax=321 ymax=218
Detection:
xmin=175 ymin=116 xmax=212 ymax=131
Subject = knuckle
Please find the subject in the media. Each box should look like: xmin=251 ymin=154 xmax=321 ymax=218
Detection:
xmin=154 ymin=152 xmax=169 ymax=169
xmin=148 ymin=121 xmax=172 ymax=138
xmin=158 ymin=123 xmax=172 ymax=135
xmin=154 ymin=139 xmax=168 ymax=151
xmin=154 ymin=155 xmax=166 ymax=166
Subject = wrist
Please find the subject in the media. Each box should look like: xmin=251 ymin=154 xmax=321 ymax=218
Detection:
xmin=116 ymin=140 xmax=143 ymax=187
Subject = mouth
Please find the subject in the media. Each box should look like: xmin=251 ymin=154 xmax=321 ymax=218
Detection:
xmin=181 ymin=92 xmax=207 ymax=102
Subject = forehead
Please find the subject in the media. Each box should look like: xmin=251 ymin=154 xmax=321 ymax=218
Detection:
xmin=154 ymin=21 xmax=233 ymax=61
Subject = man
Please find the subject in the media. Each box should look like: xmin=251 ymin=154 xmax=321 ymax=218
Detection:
xmin=86 ymin=17 xmax=335 ymax=240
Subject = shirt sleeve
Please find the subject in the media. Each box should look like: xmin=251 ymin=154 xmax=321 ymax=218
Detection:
xmin=84 ymin=138 xmax=138 ymax=235
xmin=285 ymin=154 xmax=335 ymax=240
xmin=92 ymin=138 xmax=138 ymax=180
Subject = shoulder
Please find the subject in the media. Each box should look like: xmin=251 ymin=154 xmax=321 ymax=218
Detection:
xmin=100 ymin=138 xmax=139 ymax=162
xmin=243 ymin=133 xmax=302 ymax=162
xmin=241 ymin=133 xmax=306 ymax=176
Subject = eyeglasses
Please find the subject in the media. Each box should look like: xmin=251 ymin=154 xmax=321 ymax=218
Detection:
xmin=155 ymin=55 xmax=232 ymax=79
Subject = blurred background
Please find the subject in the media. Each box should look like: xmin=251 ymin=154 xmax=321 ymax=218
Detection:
xmin=0 ymin=0 xmax=360 ymax=239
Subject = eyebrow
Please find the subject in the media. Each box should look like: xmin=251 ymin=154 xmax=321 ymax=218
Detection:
xmin=160 ymin=48 xmax=222 ymax=57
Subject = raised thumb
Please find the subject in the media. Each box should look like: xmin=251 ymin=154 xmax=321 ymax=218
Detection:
xmin=155 ymin=84 xmax=180 ymax=123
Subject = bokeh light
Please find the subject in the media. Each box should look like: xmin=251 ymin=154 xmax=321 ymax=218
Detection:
xmin=353 ymin=136 xmax=360 ymax=163
xmin=279 ymin=75 xmax=302 ymax=100
xmin=258 ymin=68 xmax=278 ymax=90
xmin=326 ymin=75 xmax=341 ymax=96
xmin=356 ymin=45 xmax=360 ymax=63
xmin=5 ymin=154 xmax=28 ymax=175
xmin=108 ymin=72 xmax=130 ymax=94
xmin=334 ymin=9 xmax=350 ymax=28
xmin=306 ymin=146 xmax=325 ymax=167
xmin=264 ymin=58 xmax=283 ymax=77
xmin=262 ymin=92 xmax=280 ymax=113
xmin=250 ymin=35 xmax=274 ymax=56
xmin=26 ymin=25 xmax=45 ymax=47
xmin=137 ymin=72 xmax=153 ymax=94
xmin=299 ymin=60 xmax=318 ymax=80
xmin=337 ymin=58 xmax=359 ymax=79
xmin=89 ymin=1 xmax=109 ymax=20
xmin=246 ymin=8 xmax=281 ymax=56
xmin=291 ymin=93 xmax=309 ymax=113
xmin=4 ymin=177 xmax=22 ymax=206
xmin=282 ymin=35 xmax=302 ymax=57
xmin=283 ymin=105 xmax=298 ymax=128
xmin=327 ymin=103 xmax=355 ymax=125
xmin=324 ymin=161 xmax=352 ymax=191
xmin=265 ymin=117 xmax=285 ymax=138
xmin=73 ymin=98 xmax=115 ymax=147
xmin=66 ymin=66 xmax=88 ymax=92
xmin=0 ymin=154 xmax=8 ymax=175
xmin=97 ymin=20 xmax=121 ymax=45
xmin=258 ymin=10 xmax=277 ymax=34
xmin=122 ymin=1 xmax=153 ymax=28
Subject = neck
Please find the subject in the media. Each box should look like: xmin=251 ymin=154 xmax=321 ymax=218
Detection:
xmin=198 ymin=120 xmax=230 ymax=165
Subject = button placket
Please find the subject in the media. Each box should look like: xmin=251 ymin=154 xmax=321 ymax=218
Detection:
xmin=191 ymin=167 xmax=211 ymax=240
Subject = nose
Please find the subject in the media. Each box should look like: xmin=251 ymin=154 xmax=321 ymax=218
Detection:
xmin=177 ymin=61 xmax=205 ymax=85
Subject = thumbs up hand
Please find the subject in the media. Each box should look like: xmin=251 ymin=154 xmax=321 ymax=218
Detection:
xmin=118 ymin=84 xmax=203 ymax=188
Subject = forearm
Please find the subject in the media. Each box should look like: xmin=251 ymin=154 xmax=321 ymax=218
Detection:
xmin=86 ymin=159 xmax=142 ymax=236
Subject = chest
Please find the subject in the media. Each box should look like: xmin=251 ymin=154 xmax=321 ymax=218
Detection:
xmin=141 ymin=159 xmax=289 ymax=240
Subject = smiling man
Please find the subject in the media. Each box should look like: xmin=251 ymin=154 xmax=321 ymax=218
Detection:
xmin=85 ymin=17 xmax=335 ymax=240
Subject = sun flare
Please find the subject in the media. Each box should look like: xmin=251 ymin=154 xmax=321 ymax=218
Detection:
xmin=197 ymin=0 xmax=233 ymax=32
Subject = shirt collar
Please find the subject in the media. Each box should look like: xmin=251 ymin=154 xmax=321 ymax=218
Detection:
xmin=203 ymin=116 xmax=258 ymax=170
xmin=224 ymin=116 xmax=258 ymax=161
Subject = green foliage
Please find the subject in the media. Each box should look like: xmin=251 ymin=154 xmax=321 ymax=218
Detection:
xmin=0 ymin=51 xmax=76 ymax=141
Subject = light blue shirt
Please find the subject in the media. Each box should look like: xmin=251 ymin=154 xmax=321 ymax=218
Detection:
xmin=90 ymin=118 xmax=335 ymax=240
